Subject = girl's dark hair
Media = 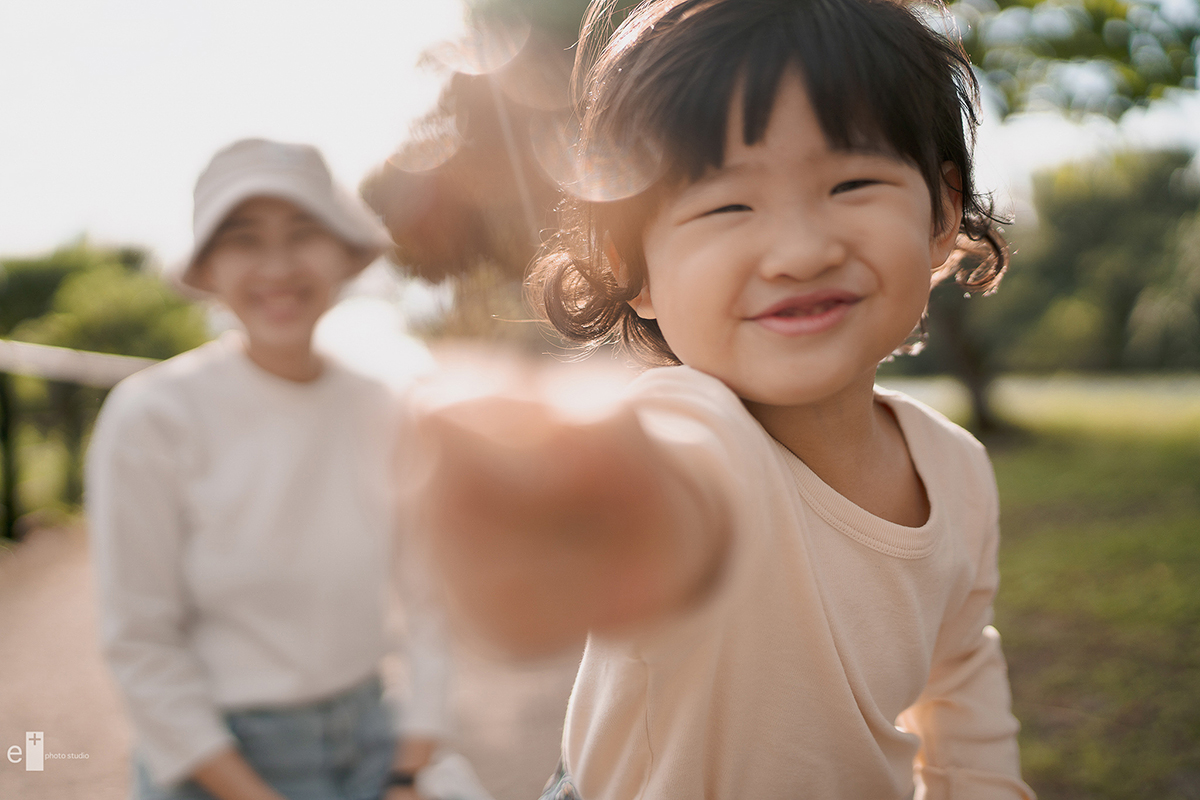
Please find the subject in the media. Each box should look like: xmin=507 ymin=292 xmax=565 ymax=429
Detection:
xmin=529 ymin=0 xmax=1008 ymax=364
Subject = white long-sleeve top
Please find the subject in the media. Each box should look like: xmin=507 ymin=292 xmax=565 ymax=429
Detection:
xmin=564 ymin=366 xmax=1034 ymax=799
xmin=86 ymin=333 xmax=450 ymax=787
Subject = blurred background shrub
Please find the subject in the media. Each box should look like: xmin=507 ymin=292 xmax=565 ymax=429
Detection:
xmin=0 ymin=242 xmax=208 ymax=517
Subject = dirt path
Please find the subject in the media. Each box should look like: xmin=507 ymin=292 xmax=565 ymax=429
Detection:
xmin=0 ymin=527 xmax=578 ymax=800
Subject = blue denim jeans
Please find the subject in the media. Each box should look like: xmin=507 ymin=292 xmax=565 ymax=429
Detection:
xmin=134 ymin=676 xmax=396 ymax=800
xmin=538 ymin=760 xmax=582 ymax=800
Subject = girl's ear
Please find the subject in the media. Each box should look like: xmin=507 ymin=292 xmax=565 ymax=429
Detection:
xmin=930 ymin=162 xmax=964 ymax=269
xmin=628 ymin=284 xmax=657 ymax=319
xmin=606 ymin=236 xmax=657 ymax=319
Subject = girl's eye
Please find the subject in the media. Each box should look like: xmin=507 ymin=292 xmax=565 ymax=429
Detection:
xmin=703 ymin=204 xmax=752 ymax=216
xmin=832 ymin=179 xmax=880 ymax=195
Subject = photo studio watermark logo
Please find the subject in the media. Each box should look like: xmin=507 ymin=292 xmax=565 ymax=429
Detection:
xmin=6 ymin=732 xmax=90 ymax=771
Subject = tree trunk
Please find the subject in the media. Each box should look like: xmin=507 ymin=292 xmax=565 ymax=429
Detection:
xmin=928 ymin=293 xmax=1004 ymax=434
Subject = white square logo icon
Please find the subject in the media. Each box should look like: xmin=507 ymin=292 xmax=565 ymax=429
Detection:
xmin=25 ymin=732 xmax=43 ymax=771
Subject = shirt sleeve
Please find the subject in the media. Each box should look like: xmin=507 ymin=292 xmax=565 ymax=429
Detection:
xmin=386 ymin=397 xmax=453 ymax=741
xmin=386 ymin=546 xmax=453 ymax=740
xmin=86 ymin=382 xmax=235 ymax=787
xmin=898 ymin=455 xmax=1036 ymax=800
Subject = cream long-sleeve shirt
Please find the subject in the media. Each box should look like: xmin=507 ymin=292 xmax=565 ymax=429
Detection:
xmin=86 ymin=333 xmax=450 ymax=787
xmin=564 ymin=366 xmax=1034 ymax=800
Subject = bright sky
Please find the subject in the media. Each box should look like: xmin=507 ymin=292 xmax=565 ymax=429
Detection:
xmin=1 ymin=0 xmax=1198 ymax=263
xmin=975 ymin=90 xmax=1200 ymax=223
xmin=0 ymin=0 xmax=466 ymax=264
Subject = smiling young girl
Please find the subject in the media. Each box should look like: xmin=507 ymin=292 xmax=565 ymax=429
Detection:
xmin=87 ymin=139 xmax=451 ymax=800
xmin=411 ymin=0 xmax=1035 ymax=798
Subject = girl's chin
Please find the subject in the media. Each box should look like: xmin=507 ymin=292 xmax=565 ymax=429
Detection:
xmin=727 ymin=371 xmax=875 ymax=410
xmin=244 ymin=322 xmax=318 ymax=351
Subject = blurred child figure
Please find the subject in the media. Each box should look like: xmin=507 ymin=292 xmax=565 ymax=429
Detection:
xmin=413 ymin=0 xmax=1036 ymax=797
xmin=87 ymin=139 xmax=473 ymax=800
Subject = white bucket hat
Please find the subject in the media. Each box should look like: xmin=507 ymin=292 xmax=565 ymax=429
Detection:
xmin=179 ymin=138 xmax=393 ymax=293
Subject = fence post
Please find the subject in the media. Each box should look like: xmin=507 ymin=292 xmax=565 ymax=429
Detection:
xmin=0 ymin=371 xmax=16 ymax=540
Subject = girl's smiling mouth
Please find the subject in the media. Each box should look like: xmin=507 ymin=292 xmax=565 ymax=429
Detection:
xmin=750 ymin=290 xmax=862 ymax=336
xmin=251 ymin=286 xmax=312 ymax=321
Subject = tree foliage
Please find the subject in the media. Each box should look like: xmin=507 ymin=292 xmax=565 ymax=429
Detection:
xmin=892 ymin=149 xmax=1200 ymax=385
xmin=472 ymin=0 xmax=1200 ymax=117
xmin=0 ymin=243 xmax=146 ymax=337
xmin=953 ymin=0 xmax=1200 ymax=117
xmin=13 ymin=260 xmax=209 ymax=359
xmin=1128 ymin=210 xmax=1200 ymax=364
xmin=1005 ymin=149 xmax=1199 ymax=369
xmin=2 ymin=242 xmax=209 ymax=359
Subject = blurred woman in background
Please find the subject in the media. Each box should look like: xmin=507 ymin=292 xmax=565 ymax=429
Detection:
xmin=86 ymin=138 xmax=459 ymax=800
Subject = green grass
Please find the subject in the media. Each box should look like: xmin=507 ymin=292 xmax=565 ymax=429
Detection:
xmin=992 ymin=375 xmax=1200 ymax=438
xmin=877 ymin=375 xmax=1200 ymax=796
xmin=989 ymin=422 xmax=1200 ymax=798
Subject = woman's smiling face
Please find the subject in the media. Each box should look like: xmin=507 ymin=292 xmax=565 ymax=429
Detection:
xmin=196 ymin=196 xmax=356 ymax=354
xmin=631 ymin=71 xmax=960 ymax=409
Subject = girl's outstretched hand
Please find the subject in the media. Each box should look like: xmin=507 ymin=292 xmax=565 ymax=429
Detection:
xmin=409 ymin=359 xmax=724 ymax=657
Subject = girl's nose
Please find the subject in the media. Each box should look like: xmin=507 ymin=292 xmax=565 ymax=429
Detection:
xmin=757 ymin=212 xmax=848 ymax=283
xmin=258 ymin=241 xmax=296 ymax=277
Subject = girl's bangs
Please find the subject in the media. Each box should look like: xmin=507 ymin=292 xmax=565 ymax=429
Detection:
xmin=590 ymin=0 xmax=957 ymax=191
